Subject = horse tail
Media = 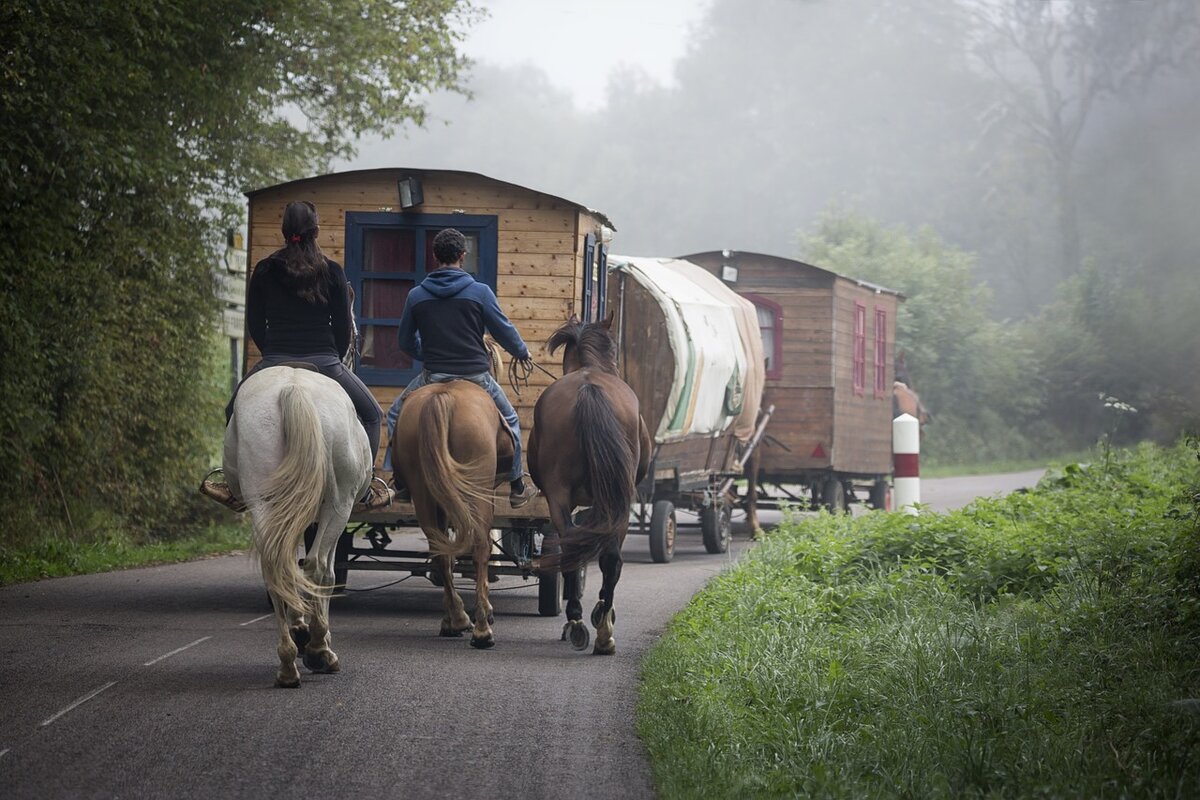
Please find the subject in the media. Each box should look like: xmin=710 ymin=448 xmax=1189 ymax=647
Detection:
xmin=418 ymin=391 xmax=491 ymax=558
xmin=559 ymin=383 xmax=636 ymax=567
xmin=256 ymin=382 xmax=328 ymax=614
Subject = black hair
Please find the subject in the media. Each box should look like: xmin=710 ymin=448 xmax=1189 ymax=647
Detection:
xmin=432 ymin=228 xmax=467 ymax=266
xmin=278 ymin=200 xmax=330 ymax=304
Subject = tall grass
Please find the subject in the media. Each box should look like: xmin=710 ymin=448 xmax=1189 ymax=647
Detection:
xmin=638 ymin=440 xmax=1200 ymax=798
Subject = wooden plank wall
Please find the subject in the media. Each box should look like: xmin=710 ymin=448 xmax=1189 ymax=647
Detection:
xmin=829 ymin=280 xmax=895 ymax=474
xmin=244 ymin=170 xmax=604 ymax=467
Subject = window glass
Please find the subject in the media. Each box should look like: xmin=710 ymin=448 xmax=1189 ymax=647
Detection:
xmin=756 ymin=305 xmax=776 ymax=373
xmin=359 ymin=324 xmax=414 ymax=371
xmin=361 ymin=279 xmax=413 ymax=319
xmin=364 ymin=229 xmax=416 ymax=272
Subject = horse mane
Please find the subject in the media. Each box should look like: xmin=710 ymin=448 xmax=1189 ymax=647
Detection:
xmin=547 ymin=319 xmax=618 ymax=374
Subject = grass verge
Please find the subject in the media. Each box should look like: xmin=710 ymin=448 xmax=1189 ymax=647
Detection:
xmin=638 ymin=440 xmax=1200 ymax=798
xmin=0 ymin=521 xmax=250 ymax=586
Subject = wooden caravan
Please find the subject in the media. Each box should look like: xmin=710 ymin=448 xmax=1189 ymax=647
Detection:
xmin=681 ymin=250 xmax=902 ymax=512
xmin=243 ymin=169 xmax=614 ymax=608
xmin=244 ymin=168 xmax=614 ymax=468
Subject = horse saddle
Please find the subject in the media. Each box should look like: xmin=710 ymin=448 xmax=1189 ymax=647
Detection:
xmin=276 ymin=361 xmax=319 ymax=372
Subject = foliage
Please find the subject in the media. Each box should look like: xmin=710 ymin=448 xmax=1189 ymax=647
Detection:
xmin=638 ymin=440 xmax=1200 ymax=798
xmin=801 ymin=209 xmax=1061 ymax=465
xmin=0 ymin=521 xmax=251 ymax=587
xmin=0 ymin=1 xmax=476 ymax=540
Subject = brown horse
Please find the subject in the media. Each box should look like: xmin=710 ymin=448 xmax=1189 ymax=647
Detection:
xmin=391 ymin=380 xmax=516 ymax=649
xmin=893 ymin=380 xmax=931 ymax=428
xmin=528 ymin=312 xmax=651 ymax=655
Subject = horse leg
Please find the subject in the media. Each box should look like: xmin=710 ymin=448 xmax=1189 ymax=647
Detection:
xmin=434 ymin=552 xmax=471 ymax=637
xmin=469 ymin=523 xmax=496 ymax=649
xmin=591 ymin=539 xmax=623 ymax=656
xmin=269 ymin=592 xmax=302 ymax=688
xmin=544 ymin=494 xmax=588 ymax=649
xmin=745 ymin=449 xmax=762 ymax=538
xmin=300 ymin=514 xmax=343 ymax=674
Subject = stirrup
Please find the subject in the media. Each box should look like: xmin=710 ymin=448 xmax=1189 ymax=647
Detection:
xmin=354 ymin=476 xmax=394 ymax=512
xmin=199 ymin=469 xmax=247 ymax=513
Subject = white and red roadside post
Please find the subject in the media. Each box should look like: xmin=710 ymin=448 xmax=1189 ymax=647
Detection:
xmin=893 ymin=413 xmax=920 ymax=515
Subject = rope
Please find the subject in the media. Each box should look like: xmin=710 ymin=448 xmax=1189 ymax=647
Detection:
xmin=507 ymin=355 xmax=558 ymax=396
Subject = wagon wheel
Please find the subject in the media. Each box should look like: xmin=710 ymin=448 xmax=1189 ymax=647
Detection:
xmin=648 ymin=500 xmax=676 ymax=564
xmin=822 ymin=476 xmax=847 ymax=514
xmin=868 ymin=479 xmax=891 ymax=511
xmin=700 ymin=499 xmax=732 ymax=554
xmin=538 ymin=570 xmax=564 ymax=617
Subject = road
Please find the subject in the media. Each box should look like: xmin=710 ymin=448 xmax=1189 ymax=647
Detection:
xmin=0 ymin=471 xmax=1044 ymax=799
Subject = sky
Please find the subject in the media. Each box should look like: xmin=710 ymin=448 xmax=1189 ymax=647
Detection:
xmin=462 ymin=0 xmax=711 ymax=110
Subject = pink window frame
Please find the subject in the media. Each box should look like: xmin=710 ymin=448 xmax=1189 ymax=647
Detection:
xmin=853 ymin=301 xmax=866 ymax=396
xmin=742 ymin=293 xmax=784 ymax=380
xmin=873 ymin=306 xmax=888 ymax=397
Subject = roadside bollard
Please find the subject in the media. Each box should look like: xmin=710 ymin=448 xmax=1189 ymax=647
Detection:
xmin=893 ymin=413 xmax=920 ymax=515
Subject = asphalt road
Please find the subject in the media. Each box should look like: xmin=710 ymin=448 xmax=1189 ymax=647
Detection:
xmin=0 ymin=471 xmax=1045 ymax=799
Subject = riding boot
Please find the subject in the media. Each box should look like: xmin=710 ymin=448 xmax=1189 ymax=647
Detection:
xmin=200 ymin=478 xmax=247 ymax=513
xmin=353 ymin=475 xmax=394 ymax=513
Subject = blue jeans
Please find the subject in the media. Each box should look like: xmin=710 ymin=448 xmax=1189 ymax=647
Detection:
xmin=385 ymin=370 xmax=522 ymax=482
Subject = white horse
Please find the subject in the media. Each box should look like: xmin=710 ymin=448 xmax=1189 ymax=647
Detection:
xmin=223 ymin=365 xmax=372 ymax=688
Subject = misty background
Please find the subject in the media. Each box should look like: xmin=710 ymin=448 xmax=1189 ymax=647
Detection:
xmin=335 ymin=0 xmax=1200 ymax=458
xmin=339 ymin=0 xmax=1199 ymax=317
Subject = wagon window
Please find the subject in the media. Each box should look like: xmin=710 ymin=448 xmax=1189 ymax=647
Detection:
xmin=853 ymin=301 xmax=867 ymax=396
xmin=874 ymin=307 xmax=888 ymax=397
xmin=741 ymin=293 xmax=783 ymax=380
xmin=344 ymin=212 xmax=498 ymax=386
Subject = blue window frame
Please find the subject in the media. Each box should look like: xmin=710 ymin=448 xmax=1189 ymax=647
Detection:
xmin=344 ymin=212 xmax=498 ymax=386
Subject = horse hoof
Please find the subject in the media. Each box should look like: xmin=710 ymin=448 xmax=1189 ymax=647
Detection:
xmin=470 ymin=634 xmax=495 ymax=650
xmin=303 ymin=651 xmax=340 ymax=673
xmin=590 ymin=601 xmax=612 ymax=628
xmin=593 ymin=640 xmax=616 ymax=656
xmin=290 ymin=627 xmax=311 ymax=653
xmin=275 ymin=674 xmax=301 ymax=688
xmin=568 ymin=622 xmax=590 ymax=651
xmin=439 ymin=627 xmax=465 ymax=638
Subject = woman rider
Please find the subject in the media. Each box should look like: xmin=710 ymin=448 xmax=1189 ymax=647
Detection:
xmin=201 ymin=200 xmax=392 ymax=512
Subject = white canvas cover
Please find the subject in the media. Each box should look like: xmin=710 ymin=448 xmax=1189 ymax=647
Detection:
xmin=609 ymin=256 xmax=765 ymax=443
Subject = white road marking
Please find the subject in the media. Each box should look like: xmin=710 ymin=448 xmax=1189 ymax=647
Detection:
xmin=0 ymin=748 xmax=9 ymax=758
xmin=239 ymin=614 xmax=272 ymax=627
xmin=39 ymin=681 xmax=118 ymax=727
xmin=143 ymin=636 xmax=212 ymax=666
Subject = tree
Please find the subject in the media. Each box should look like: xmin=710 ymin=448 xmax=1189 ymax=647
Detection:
xmin=0 ymin=0 xmax=477 ymax=538
xmin=801 ymin=209 xmax=1054 ymax=464
xmin=965 ymin=0 xmax=1200 ymax=284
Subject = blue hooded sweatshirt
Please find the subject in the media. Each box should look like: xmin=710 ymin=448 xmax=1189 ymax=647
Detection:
xmin=397 ymin=267 xmax=529 ymax=375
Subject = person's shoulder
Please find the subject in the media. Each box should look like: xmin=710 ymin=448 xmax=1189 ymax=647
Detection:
xmin=325 ymin=257 xmax=345 ymax=275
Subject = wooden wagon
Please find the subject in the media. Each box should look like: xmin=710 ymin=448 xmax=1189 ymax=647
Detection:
xmin=242 ymin=168 xmax=616 ymax=614
xmin=680 ymin=250 xmax=903 ymax=517
xmin=606 ymin=256 xmax=772 ymax=563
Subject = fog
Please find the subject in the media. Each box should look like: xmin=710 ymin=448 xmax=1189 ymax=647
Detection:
xmin=337 ymin=0 xmax=1200 ymax=322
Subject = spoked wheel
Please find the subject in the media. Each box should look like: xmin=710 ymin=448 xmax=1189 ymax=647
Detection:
xmin=648 ymin=500 xmax=676 ymax=563
xmin=700 ymin=500 xmax=732 ymax=554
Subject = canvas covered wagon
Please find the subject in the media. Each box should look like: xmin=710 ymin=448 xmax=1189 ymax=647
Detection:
xmin=606 ymin=255 xmax=772 ymax=562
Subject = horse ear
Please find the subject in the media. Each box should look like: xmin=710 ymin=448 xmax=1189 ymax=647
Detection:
xmin=567 ymin=313 xmax=580 ymax=325
xmin=601 ymin=308 xmax=616 ymax=330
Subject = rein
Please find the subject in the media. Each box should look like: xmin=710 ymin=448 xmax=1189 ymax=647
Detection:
xmin=507 ymin=356 xmax=558 ymax=397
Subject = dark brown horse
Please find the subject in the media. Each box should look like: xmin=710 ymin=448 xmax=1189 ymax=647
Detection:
xmin=391 ymin=380 xmax=516 ymax=649
xmin=528 ymin=312 xmax=650 ymax=655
